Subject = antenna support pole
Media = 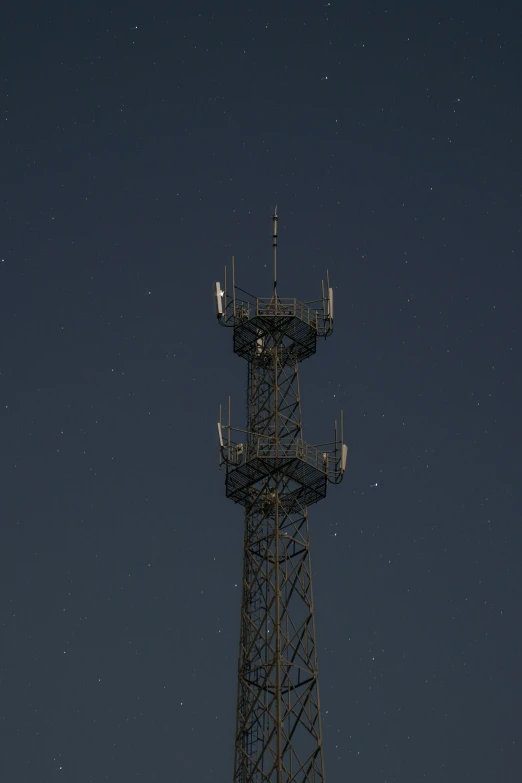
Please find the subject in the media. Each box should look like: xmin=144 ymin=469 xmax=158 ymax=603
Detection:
xmin=273 ymin=206 xmax=278 ymax=296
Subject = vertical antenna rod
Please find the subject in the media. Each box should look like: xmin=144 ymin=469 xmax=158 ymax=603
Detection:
xmin=273 ymin=205 xmax=278 ymax=296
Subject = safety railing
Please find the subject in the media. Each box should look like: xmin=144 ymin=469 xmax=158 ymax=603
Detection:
xmin=222 ymin=434 xmax=342 ymax=481
xmin=227 ymin=297 xmax=323 ymax=331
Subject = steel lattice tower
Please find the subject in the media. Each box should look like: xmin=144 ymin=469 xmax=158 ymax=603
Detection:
xmin=214 ymin=210 xmax=347 ymax=783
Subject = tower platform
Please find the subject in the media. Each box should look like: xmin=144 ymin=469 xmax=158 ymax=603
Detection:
xmin=221 ymin=433 xmax=346 ymax=508
xmin=231 ymin=297 xmax=330 ymax=363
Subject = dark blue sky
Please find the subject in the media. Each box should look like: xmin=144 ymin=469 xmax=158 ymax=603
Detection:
xmin=2 ymin=1 xmax=521 ymax=781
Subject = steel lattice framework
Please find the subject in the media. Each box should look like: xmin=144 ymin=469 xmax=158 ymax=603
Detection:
xmin=215 ymin=211 xmax=347 ymax=783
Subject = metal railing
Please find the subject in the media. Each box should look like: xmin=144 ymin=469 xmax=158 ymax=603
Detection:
xmin=228 ymin=297 xmax=324 ymax=332
xmin=222 ymin=433 xmax=342 ymax=481
xmin=255 ymin=298 xmax=321 ymax=329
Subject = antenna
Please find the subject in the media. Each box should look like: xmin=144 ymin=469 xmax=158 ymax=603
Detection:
xmin=326 ymin=269 xmax=334 ymax=322
xmin=340 ymin=408 xmax=348 ymax=471
xmin=341 ymin=443 xmax=348 ymax=472
xmin=232 ymin=255 xmax=236 ymax=317
xmin=272 ymin=206 xmax=278 ymax=296
xmin=223 ymin=264 xmax=227 ymax=322
xmin=214 ymin=282 xmax=223 ymax=318
xmin=228 ymin=395 xmax=231 ymax=464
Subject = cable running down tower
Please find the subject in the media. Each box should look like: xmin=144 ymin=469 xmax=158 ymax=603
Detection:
xmin=214 ymin=211 xmax=347 ymax=783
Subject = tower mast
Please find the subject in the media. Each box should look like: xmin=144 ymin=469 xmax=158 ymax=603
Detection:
xmin=273 ymin=206 xmax=278 ymax=297
xmin=215 ymin=213 xmax=347 ymax=782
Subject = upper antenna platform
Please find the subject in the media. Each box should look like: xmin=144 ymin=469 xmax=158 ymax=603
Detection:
xmin=213 ymin=211 xmax=335 ymax=363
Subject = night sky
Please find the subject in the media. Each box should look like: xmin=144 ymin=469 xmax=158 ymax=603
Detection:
xmin=2 ymin=1 xmax=521 ymax=781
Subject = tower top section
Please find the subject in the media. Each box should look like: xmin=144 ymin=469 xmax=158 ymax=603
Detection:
xmin=213 ymin=211 xmax=335 ymax=364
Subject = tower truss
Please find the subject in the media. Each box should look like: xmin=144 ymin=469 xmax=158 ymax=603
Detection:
xmin=215 ymin=211 xmax=347 ymax=783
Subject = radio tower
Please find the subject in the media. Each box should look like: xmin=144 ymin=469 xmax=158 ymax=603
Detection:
xmin=214 ymin=210 xmax=347 ymax=783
